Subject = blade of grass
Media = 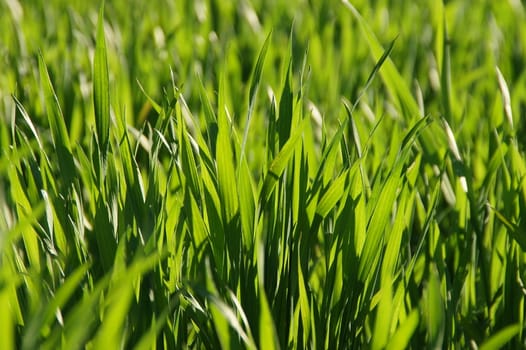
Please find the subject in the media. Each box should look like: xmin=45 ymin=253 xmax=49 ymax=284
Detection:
xmin=424 ymin=264 xmax=445 ymax=350
xmin=385 ymin=310 xmax=419 ymax=350
xmin=38 ymin=54 xmax=76 ymax=189
xmin=93 ymin=1 xmax=110 ymax=159
xmin=479 ymin=324 xmax=522 ymax=350
xmin=240 ymin=31 xmax=272 ymax=165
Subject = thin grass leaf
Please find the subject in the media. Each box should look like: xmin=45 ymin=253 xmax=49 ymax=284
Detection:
xmin=93 ymin=1 xmax=111 ymax=157
xmin=7 ymin=164 xmax=41 ymax=273
xmin=205 ymin=260 xmax=232 ymax=349
xmin=196 ymin=74 xmax=219 ymax=154
xmin=311 ymin=116 xmax=349 ymax=191
xmin=240 ymin=31 xmax=272 ymax=165
xmin=297 ymin=251 xmax=311 ymax=344
xmin=136 ymin=79 xmax=162 ymax=114
xmin=216 ymin=102 xmax=239 ymax=227
xmin=316 ymin=169 xmax=349 ymax=218
xmin=424 ymin=264 xmax=445 ymax=350
xmin=177 ymin=102 xmax=202 ymax=201
xmin=490 ymin=206 xmax=526 ymax=251
xmin=259 ymin=288 xmax=280 ymax=350
xmin=279 ymin=60 xmax=293 ymax=148
xmin=38 ymin=54 xmax=76 ymax=188
xmin=12 ymin=96 xmax=43 ymax=151
xmin=238 ymin=156 xmax=256 ymax=251
xmin=372 ymin=280 xmax=393 ymax=350
xmin=496 ymin=66 xmax=514 ymax=131
xmin=350 ymin=37 xmax=398 ymax=114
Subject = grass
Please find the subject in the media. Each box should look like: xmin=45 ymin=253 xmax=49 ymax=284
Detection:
xmin=1 ymin=0 xmax=526 ymax=348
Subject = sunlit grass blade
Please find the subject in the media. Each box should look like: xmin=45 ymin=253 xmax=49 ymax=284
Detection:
xmin=372 ymin=280 xmax=393 ymax=350
xmin=315 ymin=169 xmax=349 ymax=218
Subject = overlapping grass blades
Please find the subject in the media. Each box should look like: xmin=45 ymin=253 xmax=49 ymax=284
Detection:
xmin=1 ymin=0 xmax=525 ymax=348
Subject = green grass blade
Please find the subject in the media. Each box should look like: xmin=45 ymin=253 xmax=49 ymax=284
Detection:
xmin=259 ymin=288 xmax=280 ymax=350
xmin=0 ymin=270 xmax=18 ymax=350
xmin=238 ymin=156 xmax=256 ymax=251
xmin=278 ymin=60 xmax=293 ymax=149
xmin=216 ymin=100 xmax=239 ymax=228
xmin=316 ymin=169 xmax=349 ymax=218
xmin=385 ymin=310 xmax=419 ymax=350
xmin=372 ymin=280 xmax=393 ymax=350
xmin=480 ymin=324 xmax=522 ymax=350
xmin=297 ymin=251 xmax=311 ymax=344
xmin=7 ymin=163 xmax=41 ymax=273
xmin=424 ymin=264 xmax=445 ymax=350
xmin=93 ymin=1 xmax=110 ymax=157
xmin=240 ymin=31 xmax=272 ymax=163
xmin=38 ymin=54 xmax=76 ymax=188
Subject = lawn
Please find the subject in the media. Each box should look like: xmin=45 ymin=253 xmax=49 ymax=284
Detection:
xmin=1 ymin=0 xmax=525 ymax=348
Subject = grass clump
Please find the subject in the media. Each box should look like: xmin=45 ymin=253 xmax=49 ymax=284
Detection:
xmin=1 ymin=0 xmax=525 ymax=348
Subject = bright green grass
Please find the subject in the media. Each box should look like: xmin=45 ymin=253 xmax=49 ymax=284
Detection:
xmin=1 ymin=0 xmax=526 ymax=348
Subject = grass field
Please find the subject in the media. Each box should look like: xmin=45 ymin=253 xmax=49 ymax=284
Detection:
xmin=1 ymin=0 xmax=526 ymax=348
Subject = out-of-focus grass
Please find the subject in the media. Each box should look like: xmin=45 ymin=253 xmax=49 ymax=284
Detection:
xmin=1 ymin=0 xmax=525 ymax=348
